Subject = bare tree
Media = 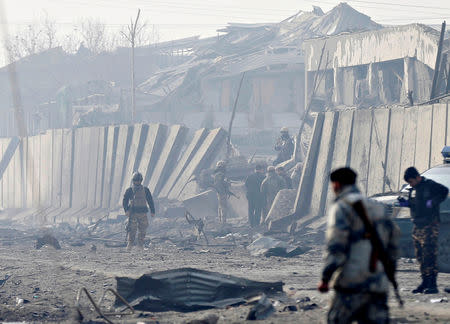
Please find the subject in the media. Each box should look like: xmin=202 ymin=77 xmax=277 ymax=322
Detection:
xmin=121 ymin=9 xmax=147 ymax=121
xmin=42 ymin=14 xmax=58 ymax=49
xmin=79 ymin=18 xmax=107 ymax=54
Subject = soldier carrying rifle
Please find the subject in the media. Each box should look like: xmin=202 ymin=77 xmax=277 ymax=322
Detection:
xmin=122 ymin=172 xmax=155 ymax=251
xmin=318 ymin=167 xmax=401 ymax=324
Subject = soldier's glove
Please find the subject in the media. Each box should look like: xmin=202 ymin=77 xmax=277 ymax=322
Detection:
xmin=317 ymin=281 xmax=329 ymax=293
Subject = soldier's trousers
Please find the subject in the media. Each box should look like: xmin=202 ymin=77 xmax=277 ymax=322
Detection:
xmin=217 ymin=194 xmax=228 ymax=224
xmin=412 ymin=222 xmax=439 ymax=278
xmin=328 ymin=291 xmax=389 ymax=324
xmin=128 ymin=213 xmax=149 ymax=247
xmin=247 ymin=197 xmax=262 ymax=227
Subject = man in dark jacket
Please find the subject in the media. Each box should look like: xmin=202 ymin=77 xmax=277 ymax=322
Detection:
xmin=123 ymin=172 xmax=156 ymax=250
xmin=402 ymin=167 xmax=448 ymax=294
xmin=245 ymin=164 xmax=266 ymax=227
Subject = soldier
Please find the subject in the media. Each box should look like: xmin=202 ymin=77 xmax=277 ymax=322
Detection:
xmin=273 ymin=127 xmax=294 ymax=166
xmin=245 ymin=164 xmax=266 ymax=227
xmin=290 ymin=162 xmax=303 ymax=190
xmin=213 ymin=161 xmax=230 ymax=224
xmin=122 ymin=172 xmax=155 ymax=251
xmin=260 ymin=166 xmax=285 ymax=217
xmin=318 ymin=167 xmax=400 ymax=324
xmin=275 ymin=166 xmax=292 ymax=189
xmin=401 ymin=167 xmax=448 ymax=294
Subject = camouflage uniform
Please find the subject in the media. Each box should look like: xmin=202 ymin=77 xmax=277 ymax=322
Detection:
xmin=123 ymin=184 xmax=155 ymax=248
xmin=322 ymin=185 xmax=399 ymax=324
xmin=407 ymin=177 xmax=448 ymax=292
xmin=214 ymin=167 xmax=229 ymax=224
xmin=273 ymin=131 xmax=294 ymax=166
xmin=260 ymin=168 xmax=285 ymax=217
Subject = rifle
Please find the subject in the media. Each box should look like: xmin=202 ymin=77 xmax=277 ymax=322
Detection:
xmin=227 ymin=189 xmax=239 ymax=199
xmin=350 ymin=200 xmax=403 ymax=307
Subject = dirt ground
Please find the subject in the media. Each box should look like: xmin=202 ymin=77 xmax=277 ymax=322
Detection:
xmin=0 ymin=232 xmax=449 ymax=324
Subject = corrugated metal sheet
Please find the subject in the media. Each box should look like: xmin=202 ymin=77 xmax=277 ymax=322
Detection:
xmin=115 ymin=267 xmax=284 ymax=312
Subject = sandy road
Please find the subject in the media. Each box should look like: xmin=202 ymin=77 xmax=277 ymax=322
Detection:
xmin=0 ymin=240 xmax=449 ymax=323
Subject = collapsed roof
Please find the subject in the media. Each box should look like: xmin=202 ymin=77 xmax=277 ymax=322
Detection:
xmin=138 ymin=3 xmax=382 ymax=110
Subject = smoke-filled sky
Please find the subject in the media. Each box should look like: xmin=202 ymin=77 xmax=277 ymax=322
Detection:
xmin=1 ymin=0 xmax=449 ymax=65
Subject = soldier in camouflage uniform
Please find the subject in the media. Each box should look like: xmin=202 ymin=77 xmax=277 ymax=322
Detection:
xmin=213 ymin=161 xmax=229 ymax=224
xmin=318 ymin=168 xmax=400 ymax=324
xmin=260 ymin=166 xmax=285 ymax=217
xmin=123 ymin=172 xmax=155 ymax=251
xmin=401 ymin=167 xmax=448 ymax=294
xmin=276 ymin=166 xmax=292 ymax=189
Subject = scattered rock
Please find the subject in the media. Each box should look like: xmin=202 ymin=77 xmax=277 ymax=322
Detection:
xmin=246 ymin=294 xmax=275 ymax=320
xmin=185 ymin=314 xmax=219 ymax=324
xmin=282 ymin=305 xmax=298 ymax=312
xmin=430 ymin=297 xmax=448 ymax=303
xmin=35 ymin=234 xmax=61 ymax=250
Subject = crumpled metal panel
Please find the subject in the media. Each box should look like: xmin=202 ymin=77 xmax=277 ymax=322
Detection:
xmin=115 ymin=267 xmax=283 ymax=312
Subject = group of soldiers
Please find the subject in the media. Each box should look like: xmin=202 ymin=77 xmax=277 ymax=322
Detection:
xmin=120 ymin=126 xmax=449 ymax=323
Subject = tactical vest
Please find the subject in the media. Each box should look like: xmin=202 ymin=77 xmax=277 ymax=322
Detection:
xmin=131 ymin=185 xmax=147 ymax=209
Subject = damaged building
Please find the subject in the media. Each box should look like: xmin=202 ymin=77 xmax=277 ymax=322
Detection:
xmin=303 ymin=24 xmax=442 ymax=108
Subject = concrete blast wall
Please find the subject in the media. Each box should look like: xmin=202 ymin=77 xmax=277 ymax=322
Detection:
xmin=0 ymin=124 xmax=227 ymax=225
xmin=295 ymin=103 xmax=450 ymax=222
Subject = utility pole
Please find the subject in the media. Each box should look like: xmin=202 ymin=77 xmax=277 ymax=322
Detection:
xmin=121 ymin=9 xmax=143 ymax=122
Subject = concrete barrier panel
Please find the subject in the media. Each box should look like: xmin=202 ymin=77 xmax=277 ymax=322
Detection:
xmin=13 ymin=140 xmax=25 ymax=208
xmin=94 ymin=127 xmax=108 ymax=209
xmin=72 ymin=128 xmax=90 ymax=209
xmin=385 ymin=107 xmax=404 ymax=192
xmin=120 ymin=124 xmax=149 ymax=204
xmin=447 ymin=103 xmax=450 ymax=146
xmin=309 ymin=112 xmax=338 ymax=217
xmin=39 ymin=131 xmax=53 ymax=207
xmin=399 ymin=107 xmax=418 ymax=189
xmin=294 ymin=113 xmax=325 ymax=216
xmin=0 ymin=138 xmax=6 ymax=207
xmin=110 ymin=125 xmax=133 ymax=209
xmin=51 ymin=129 xmax=63 ymax=208
xmin=101 ymin=126 xmax=119 ymax=209
xmin=430 ymin=104 xmax=448 ymax=167
xmin=148 ymin=125 xmax=189 ymax=197
xmin=32 ymin=135 xmax=41 ymax=207
xmin=87 ymin=127 xmax=101 ymax=209
xmin=169 ymin=128 xmax=227 ymax=200
xmin=25 ymin=137 xmax=34 ymax=208
xmin=349 ymin=109 xmax=373 ymax=195
xmin=139 ymin=124 xmax=168 ymax=188
xmin=159 ymin=128 xmax=208 ymax=198
xmin=367 ymin=109 xmax=390 ymax=196
xmin=61 ymin=129 xmax=73 ymax=209
xmin=414 ymin=105 xmax=432 ymax=173
xmin=324 ymin=110 xmax=354 ymax=209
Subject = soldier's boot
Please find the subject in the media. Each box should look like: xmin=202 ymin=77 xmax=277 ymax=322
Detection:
xmin=424 ymin=275 xmax=439 ymax=294
xmin=412 ymin=276 xmax=426 ymax=294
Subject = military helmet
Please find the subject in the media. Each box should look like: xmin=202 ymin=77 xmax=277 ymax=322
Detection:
xmin=132 ymin=171 xmax=143 ymax=182
xmin=280 ymin=127 xmax=289 ymax=133
xmin=267 ymin=166 xmax=275 ymax=172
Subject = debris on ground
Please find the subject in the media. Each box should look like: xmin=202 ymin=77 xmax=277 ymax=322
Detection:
xmin=247 ymin=235 xmax=308 ymax=257
xmin=430 ymin=297 xmax=448 ymax=303
xmin=115 ymin=268 xmax=283 ymax=312
xmin=35 ymin=234 xmax=61 ymax=250
xmin=246 ymin=294 xmax=275 ymax=320
xmin=185 ymin=314 xmax=220 ymax=324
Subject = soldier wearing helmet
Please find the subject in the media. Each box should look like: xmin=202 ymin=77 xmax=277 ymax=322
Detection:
xmin=274 ymin=127 xmax=294 ymax=166
xmin=213 ymin=161 xmax=230 ymax=224
xmin=122 ymin=171 xmax=155 ymax=250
